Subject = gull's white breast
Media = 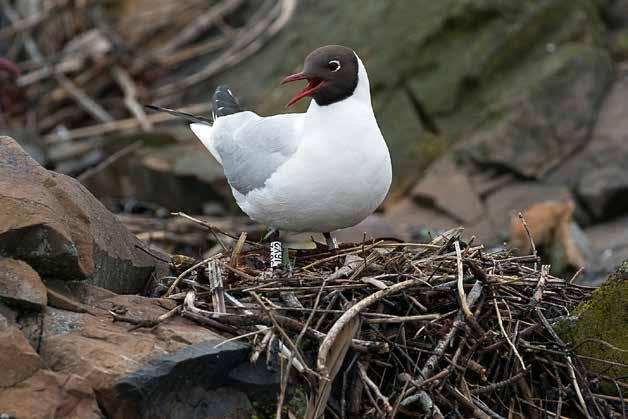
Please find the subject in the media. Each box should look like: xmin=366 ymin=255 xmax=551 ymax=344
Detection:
xmin=236 ymin=96 xmax=392 ymax=232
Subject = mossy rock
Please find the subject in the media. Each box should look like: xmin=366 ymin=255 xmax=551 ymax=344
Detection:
xmin=250 ymin=385 xmax=307 ymax=419
xmin=610 ymin=28 xmax=628 ymax=62
xmin=557 ymin=260 xmax=628 ymax=393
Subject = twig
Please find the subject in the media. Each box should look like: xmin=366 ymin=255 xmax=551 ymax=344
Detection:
xmin=111 ymin=66 xmax=152 ymax=131
xmin=357 ymin=361 xmax=393 ymax=413
xmin=493 ymin=291 xmax=526 ymax=371
xmin=518 ymin=212 xmax=538 ymax=270
xmin=165 ymin=253 xmax=222 ymax=297
xmin=250 ymin=292 xmax=320 ymax=380
xmin=455 ymin=241 xmax=472 ymax=319
xmin=318 ymin=277 xmax=424 ymax=375
xmin=528 ymin=264 xmax=549 ymax=309
xmin=208 ymin=260 xmax=226 ymax=313
xmin=229 ymin=232 xmax=248 ymax=268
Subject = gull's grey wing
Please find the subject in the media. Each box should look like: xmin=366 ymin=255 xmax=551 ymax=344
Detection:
xmin=212 ymin=112 xmax=303 ymax=195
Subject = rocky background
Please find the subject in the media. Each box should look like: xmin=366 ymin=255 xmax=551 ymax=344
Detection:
xmin=5 ymin=0 xmax=626 ymax=283
xmin=1 ymin=0 xmax=628 ymax=418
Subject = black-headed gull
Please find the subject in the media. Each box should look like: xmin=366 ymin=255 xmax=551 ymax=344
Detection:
xmin=149 ymin=45 xmax=392 ymax=253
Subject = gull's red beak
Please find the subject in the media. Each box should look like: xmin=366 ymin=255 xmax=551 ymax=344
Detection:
xmin=280 ymin=72 xmax=325 ymax=107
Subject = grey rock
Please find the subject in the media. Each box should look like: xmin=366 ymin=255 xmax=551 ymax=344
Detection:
xmin=412 ymin=156 xmax=485 ymax=224
xmin=547 ymin=71 xmax=628 ymax=222
xmin=461 ymin=46 xmax=613 ymax=179
xmin=228 ymin=359 xmax=283 ymax=401
xmin=584 ymin=215 xmax=628 ymax=285
xmin=578 ymin=165 xmax=628 ymax=220
xmin=112 ymin=341 xmax=251 ymax=419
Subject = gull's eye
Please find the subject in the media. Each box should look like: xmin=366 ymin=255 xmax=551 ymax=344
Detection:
xmin=328 ymin=60 xmax=341 ymax=72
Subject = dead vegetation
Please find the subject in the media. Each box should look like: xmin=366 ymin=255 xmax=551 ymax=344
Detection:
xmin=1 ymin=0 xmax=295 ymax=168
xmin=116 ymin=213 xmax=627 ymax=418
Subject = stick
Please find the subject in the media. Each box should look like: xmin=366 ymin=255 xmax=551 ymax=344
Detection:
xmin=165 ymin=254 xmax=221 ymax=297
xmin=454 ymin=241 xmax=472 ymax=319
xmin=357 ymin=361 xmax=393 ymax=413
xmin=208 ymin=260 xmax=226 ymax=313
xmin=111 ymin=65 xmax=152 ymax=131
xmin=493 ymin=291 xmax=526 ymax=371
xmin=518 ymin=212 xmax=538 ymax=270
xmin=317 ymin=277 xmax=424 ymax=375
xmin=528 ymin=264 xmax=549 ymax=309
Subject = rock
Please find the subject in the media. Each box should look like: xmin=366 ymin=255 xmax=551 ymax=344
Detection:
xmin=1 ymin=128 xmax=48 ymax=166
xmin=0 ymin=258 xmax=47 ymax=310
xmin=112 ymin=341 xmax=251 ymax=419
xmin=0 ymin=314 xmax=43 ymax=387
xmin=606 ymin=0 xmax=628 ymax=30
xmin=610 ymin=28 xmax=628 ymax=61
xmin=0 ymin=137 xmax=169 ymax=293
xmin=578 ymin=165 xmax=628 ymax=220
xmin=556 ymin=260 xmax=628 ymax=394
xmin=194 ymin=0 xmax=609 ymax=190
xmin=411 ymin=156 xmax=485 ymax=224
xmin=384 ymin=195 xmax=504 ymax=245
xmin=468 ymin=171 xmax=516 ymax=200
xmin=585 ymin=215 xmax=628 ymax=284
xmin=227 ymin=359 xmax=284 ymax=401
xmin=44 ymin=279 xmax=118 ymax=306
xmin=117 ymin=386 xmax=254 ymax=419
xmin=335 ymin=214 xmax=400 ymax=243
xmin=0 ymin=314 xmax=103 ymax=419
xmin=38 ymin=294 xmax=270 ymax=418
xmin=383 ymin=198 xmax=459 ymax=242
xmin=575 ymin=71 xmax=628 ymax=220
xmin=461 ymin=45 xmax=612 ymax=179
xmin=0 ymin=369 xmax=103 ymax=419
xmin=81 ymin=142 xmax=231 ymax=213
xmin=547 ymin=70 xmax=628 ymax=222
xmin=285 ymin=215 xmax=401 ymax=247
xmin=485 ymin=182 xmax=573 ymax=238
xmin=0 ymin=301 xmax=17 ymax=324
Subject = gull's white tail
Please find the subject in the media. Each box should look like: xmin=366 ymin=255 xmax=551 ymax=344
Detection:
xmin=190 ymin=123 xmax=221 ymax=164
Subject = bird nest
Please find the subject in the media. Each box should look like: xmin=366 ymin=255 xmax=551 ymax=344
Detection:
xmin=113 ymin=213 xmax=625 ymax=418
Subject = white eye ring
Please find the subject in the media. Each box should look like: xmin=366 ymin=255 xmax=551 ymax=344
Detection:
xmin=328 ymin=60 xmax=341 ymax=72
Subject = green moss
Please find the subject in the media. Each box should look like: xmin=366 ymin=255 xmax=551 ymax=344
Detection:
xmin=611 ymin=29 xmax=628 ymax=62
xmin=557 ymin=261 xmax=628 ymax=394
xmin=250 ymin=385 xmax=307 ymax=419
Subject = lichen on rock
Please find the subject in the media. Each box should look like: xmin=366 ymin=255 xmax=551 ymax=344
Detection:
xmin=557 ymin=260 xmax=628 ymax=393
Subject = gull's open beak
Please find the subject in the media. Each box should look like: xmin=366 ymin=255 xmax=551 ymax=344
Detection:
xmin=281 ymin=72 xmax=326 ymax=108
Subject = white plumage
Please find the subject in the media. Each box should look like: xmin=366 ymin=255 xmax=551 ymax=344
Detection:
xmin=190 ymin=54 xmax=392 ymax=233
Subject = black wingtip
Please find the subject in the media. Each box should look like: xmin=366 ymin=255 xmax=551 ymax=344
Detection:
xmin=145 ymin=104 xmax=212 ymax=125
xmin=212 ymin=85 xmax=242 ymax=119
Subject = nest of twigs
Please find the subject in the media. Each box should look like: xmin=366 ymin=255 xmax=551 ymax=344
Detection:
xmin=120 ymin=214 xmax=626 ymax=419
